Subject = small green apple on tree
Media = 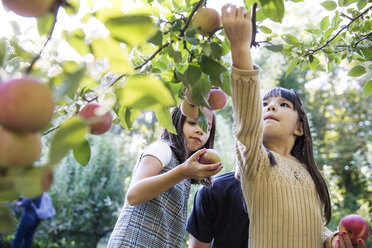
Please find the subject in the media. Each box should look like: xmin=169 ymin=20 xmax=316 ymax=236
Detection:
xmin=198 ymin=149 xmax=221 ymax=164
xmin=338 ymin=214 xmax=370 ymax=244
xmin=79 ymin=103 xmax=113 ymax=135
xmin=192 ymin=7 xmax=221 ymax=36
xmin=2 ymin=0 xmax=55 ymax=17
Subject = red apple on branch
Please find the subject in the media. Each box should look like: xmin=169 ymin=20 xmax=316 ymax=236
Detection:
xmin=180 ymin=100 xmax=199 ymax=119
xmin=2 ymin=0 xmax=55 ymax=17
xmin=0 ymin=128 xmax=41 ymax=167
xmin=0 ymin=77 xmax=55 ymax=133
xmin=79 ymin=103 xmax=113 ymax=135
xmin=208 ymin=89 xmax=227 ymax=110
xmin=338 ymin=214 xmax=370 ymax=244
xmin=198 ymin=149 xmax=221 ymax=164
xmin=192 ymin=8 xmax=221 ymax=36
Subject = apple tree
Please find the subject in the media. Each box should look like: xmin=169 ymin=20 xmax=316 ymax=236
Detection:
xmin=0 ymin=0 xmax=370 ymax=236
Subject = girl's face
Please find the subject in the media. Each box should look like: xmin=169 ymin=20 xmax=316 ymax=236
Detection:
xmin=182 ymin=108 xmax=214 ymax=155
xmin=262 ymin=96 xmax=303 ymax=142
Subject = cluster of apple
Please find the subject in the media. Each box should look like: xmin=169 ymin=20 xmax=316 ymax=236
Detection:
xmin=180 ymin=87 xmax=227 ymax=119
xmin=0 ymin=77 xmax=55 ymax=168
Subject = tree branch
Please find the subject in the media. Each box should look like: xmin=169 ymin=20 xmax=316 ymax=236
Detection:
xmin=25 ymin=4 xmax=60 ymax=74
xmin=354 ymin=31 xmax=372 ymax=48
xmin=251 ymin=3 xmax=258 ymax=48
xmin=304 ymin=5 xmax=372 ymax=57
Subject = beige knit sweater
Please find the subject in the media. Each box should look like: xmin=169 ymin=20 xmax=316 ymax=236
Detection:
xmin=230 ymin=66 xmax=334 ymax=248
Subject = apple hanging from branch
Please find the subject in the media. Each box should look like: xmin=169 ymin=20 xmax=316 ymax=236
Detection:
xmin=79 ymin=103 xmax=113 ymax=135
xmin=0 ymin=77 xmax=55 ymax=133
xmin=2 ymin=0 xmax=55 ymax=17
xmin=192 ymin=7 xmax=221 ymax=36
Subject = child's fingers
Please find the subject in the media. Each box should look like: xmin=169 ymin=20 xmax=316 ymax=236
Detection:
xmin=340 ymin=232 xmax=353 ymax=247
xmin=356 ymin=239 xmax=366 ymax=248
xmin=200 ymin=162 xmax=222 ymax=172
xmin=189 ymin=148 xmax=207 ymax=160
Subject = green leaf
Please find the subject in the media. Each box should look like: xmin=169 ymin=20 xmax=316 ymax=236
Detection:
xmin=210 ymin=43 xmax=223 ymax=59
xmin=96 ymin=8 xmax=157 ymax=46
xmin=64 ymin=29 xmax=90 ymax=57
xmin=260 ymin=25 xmax=272 ymax=34
xmin=155 ymin=107 xmax=177 ymax=134
xmin=199 ymin=56 xmax=227 ymax=75
xmin=118 ymin=107 xmax=140 ymax=129
xmin=50 ymin=116 xmax=89 ymax=166
xmin=37 ymin=13 xmax=55 ymax=37
xmin=190 ymin=76 xmax=211 ymax=107
xmin=220 ymin=71 xmax=231 ymax=96
xmin=73 ymin=139 xmax=91 ymax=166
xmin=54 ymin=63 xmax=87 ymax=101
xmin=197 ymin=108 xmax=209 ymax=134
xmin=309 ymin=57 xmax=320 ymax=72
xmin=347 ymin=65 xmax=366 ymax=77
xmin=148 ymin=30 xmax=163 ymax=46
xmin=281 ymin=34 xmax=300 ymax=45
xmin=320 ymin=16 xmax=330 ymax=31
xmin=286 ymin=57 xmax=300 ymax=77
xmin=185 ymin=65 xmax=202 ymax=84
xmin=91 ymin=38 xmax=132 ymax=74
xmin=357 ymin=0 xmax=367 ymax=10
xmin=321 ymin=0 xmax=337 ymax=10
xmin=363 ymin=80 xmax=372 ymax=96
xmin=120 ymin=75 xmax=176 ymax=109
xmin=304 ymin=28 xmax=323 ymax=35
xmin=265 ymin=44 xmax=284 ymax=52
xmin=167 ymin=44 xmax=182 ymax=63
xmin=64 ymin=0 xmax=80 ymax=15
xmin=260 ymin=0 xmax=285 ymax=23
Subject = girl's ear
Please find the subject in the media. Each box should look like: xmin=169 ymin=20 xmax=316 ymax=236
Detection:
xmin=294 ymin=122 xmax=304 ymax=137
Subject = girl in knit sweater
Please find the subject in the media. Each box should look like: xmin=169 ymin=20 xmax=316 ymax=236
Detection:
xmin=221 ymin=4 xmax=366 ymax=248
xmin=107 ymin=106 xmax=223 ymax=248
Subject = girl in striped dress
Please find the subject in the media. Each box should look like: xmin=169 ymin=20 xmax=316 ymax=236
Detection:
xmin=108 ymin=106 xmax=223 ymax=248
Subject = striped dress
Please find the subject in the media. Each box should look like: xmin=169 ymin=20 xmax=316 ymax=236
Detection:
xmin=108 ymin=141 xmax=191 ymax=248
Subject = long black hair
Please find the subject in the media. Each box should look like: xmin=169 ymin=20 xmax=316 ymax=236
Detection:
xmin=263 ymin=87 xmax=331 ymax=225
xmin=161 ymin=107 xmax=216 ymax=187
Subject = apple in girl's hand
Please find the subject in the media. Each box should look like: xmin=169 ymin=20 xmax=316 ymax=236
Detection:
xmin=198 ymin=149 xmax=221 ymax=164
xmin=338 ymin=214 xmax=370 ymax=243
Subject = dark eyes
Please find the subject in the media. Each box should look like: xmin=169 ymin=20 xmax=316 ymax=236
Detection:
xmin=188 ymin=121 xmax=197 ymax=125
xmin=280 ymin=102 xmax=290 ymax=107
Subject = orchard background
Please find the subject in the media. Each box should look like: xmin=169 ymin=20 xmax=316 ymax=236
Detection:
xmin=0 ymin=0 xmax=371 ymax=247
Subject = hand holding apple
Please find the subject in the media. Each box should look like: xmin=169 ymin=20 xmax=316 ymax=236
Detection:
xmin=198 ymin=149 xmax=221 ymax=164
xmin=338 ymin=214 xmax=370 ymax=244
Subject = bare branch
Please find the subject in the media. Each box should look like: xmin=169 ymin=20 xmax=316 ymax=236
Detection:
xmin=354 ymin=31 xmax=372 ymax=48
xmin=25 ymin=5 xmax=60 ymax=74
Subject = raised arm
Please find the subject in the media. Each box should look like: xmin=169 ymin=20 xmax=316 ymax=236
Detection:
xmin=222 ymin=4 xmax=267 ymax=178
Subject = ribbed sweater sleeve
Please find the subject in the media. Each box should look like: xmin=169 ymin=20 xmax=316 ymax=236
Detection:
xmin=230 ymin=66 xmax=268 ymax=179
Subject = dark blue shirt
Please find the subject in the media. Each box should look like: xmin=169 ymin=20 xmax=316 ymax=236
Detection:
xmin=186 ymin=172 xmax=249 ymax=248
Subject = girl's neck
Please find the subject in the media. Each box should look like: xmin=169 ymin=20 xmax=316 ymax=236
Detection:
xmin=264 ymin=139 xmax=297 ymax=162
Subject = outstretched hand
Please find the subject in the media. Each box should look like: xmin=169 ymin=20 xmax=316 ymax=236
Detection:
xmin=181 ymin=148 xmax=223 ymax=181
xmin=332 ymin=232 xmax=366 ymax=248
xmin=221 ymin=4 xmax=253 ymax=70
